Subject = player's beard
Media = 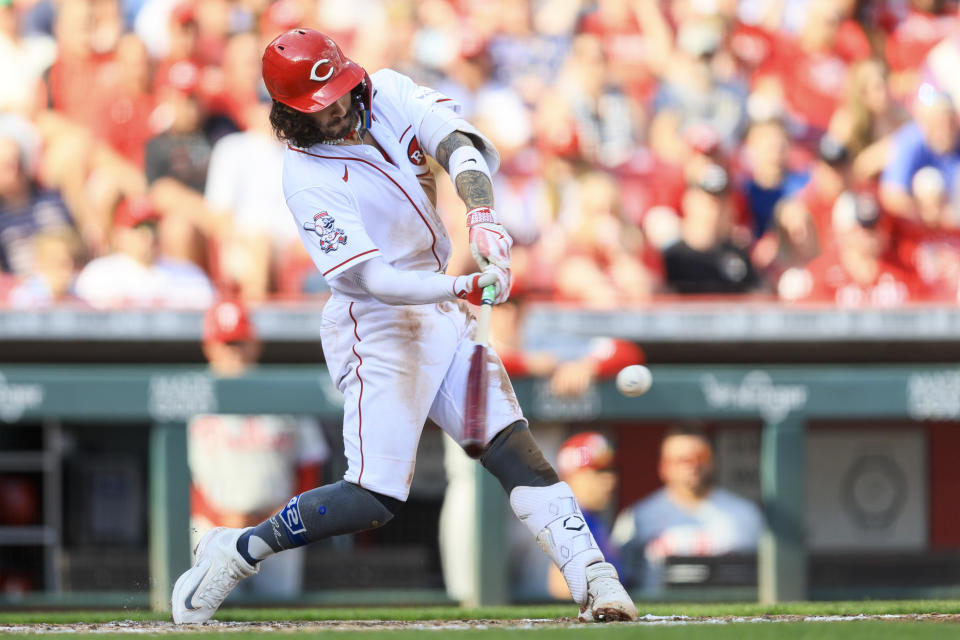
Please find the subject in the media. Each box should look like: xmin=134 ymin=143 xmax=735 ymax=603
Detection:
xmin=316 ymin=104 xmax=359 ymax=142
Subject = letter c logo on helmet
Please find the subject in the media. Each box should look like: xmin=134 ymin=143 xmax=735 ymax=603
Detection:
xmin=261 ymin=28 xmax=371 ymax=114
xmin=309 ymin=59 xmax=334 ymax=82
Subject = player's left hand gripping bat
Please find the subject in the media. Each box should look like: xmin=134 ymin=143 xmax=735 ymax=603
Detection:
xmin=463 ymin=284 xmax=497 ymax=458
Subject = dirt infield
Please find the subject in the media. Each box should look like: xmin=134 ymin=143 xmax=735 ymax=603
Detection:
xmin=3 ymin=614 xmax=960 ymax=632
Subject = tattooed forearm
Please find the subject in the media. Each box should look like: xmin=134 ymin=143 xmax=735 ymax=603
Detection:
xmin=455 ymin=170 xmax=494 ymax=209
xmin=434 ymin=131 xmax=473 ymax=169
xmin=435 ymin=131 xmax=494 ymax=209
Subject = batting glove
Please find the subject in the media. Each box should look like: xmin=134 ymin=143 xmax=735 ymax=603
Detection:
xmin=466 ymin=206 xmax=513 ymax=271
xmin=453 ymin=265 xmax=512 ymax=305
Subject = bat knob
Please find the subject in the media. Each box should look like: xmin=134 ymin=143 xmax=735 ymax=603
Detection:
xmin=463 ymin=442 xmax=484 ymax=459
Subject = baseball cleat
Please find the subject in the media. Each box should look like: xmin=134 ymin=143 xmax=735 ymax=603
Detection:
xmin=578 ymin=562 xmax=638 ymax=623
xmin=171 ymin=527 xmax=259 ymax=624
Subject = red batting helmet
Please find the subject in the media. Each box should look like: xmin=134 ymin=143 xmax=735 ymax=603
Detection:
xmin=262 ymin=28 xmax=370 ymax=114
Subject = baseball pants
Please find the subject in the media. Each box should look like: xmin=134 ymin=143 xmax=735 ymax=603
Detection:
xmin=320 ymin=296 xmax=525 ymax=501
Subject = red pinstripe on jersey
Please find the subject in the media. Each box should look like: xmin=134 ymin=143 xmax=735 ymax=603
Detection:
xmin=290 ymin=147 xmax=443 ymax=271
xmin=322 ymin=248 xmax=380 ymax=277
xmin=398 ymin=125 xmax=412 ymax=142
xmin=348 ymin=302 xmax=365 ymax=486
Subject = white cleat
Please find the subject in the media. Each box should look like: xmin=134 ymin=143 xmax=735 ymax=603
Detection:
xmin=171 ymin=527 xmax=259 ymax=624
xmin=578 ymin=562 xmax=638 ymax=623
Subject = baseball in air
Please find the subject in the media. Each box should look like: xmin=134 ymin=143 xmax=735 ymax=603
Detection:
xmin=616 ymin=365 xmax=652 ymax=397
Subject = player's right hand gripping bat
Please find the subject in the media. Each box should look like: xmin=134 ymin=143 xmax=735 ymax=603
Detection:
xmin=463 ymin=284 xmax=497 ymax=458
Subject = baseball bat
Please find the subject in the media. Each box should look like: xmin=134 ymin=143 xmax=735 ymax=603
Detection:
xmin=462 ymin=284 xmax=497 ymax=458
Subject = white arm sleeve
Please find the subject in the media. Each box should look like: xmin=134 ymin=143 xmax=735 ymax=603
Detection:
xmin=343 ymin=256 xmax=459 ymax=305
xmin=418 ymin=105 xmax=501 ymax=174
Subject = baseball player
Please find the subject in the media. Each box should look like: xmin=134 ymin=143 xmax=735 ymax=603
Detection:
xmin=171 ymin=28 xmax=637 ymax=624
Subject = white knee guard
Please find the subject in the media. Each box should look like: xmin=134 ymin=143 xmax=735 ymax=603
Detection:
xmin=509 ymin=481 xmax=604 ymax=605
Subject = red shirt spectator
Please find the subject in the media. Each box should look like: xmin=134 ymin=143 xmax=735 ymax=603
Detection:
xmin=48 ymin=51 xmax=116 ymax=131
xmin=754 ymin=1 xmax=870 ymax=132
xmin=777 ymin=135 xmax=854 ymax=260
xmin=47 ymin=0 xmax=123 ymax=131
xmin=892 ymin=217 xmax=960 ymax=301
xmin=96 ymin=34 xmax=156 ymax=168
xmin=729 ymin=21 xmax=777 ymax=74
xmin=756 ymin=38 xmax=852 ymax=131
xmin=836 ymin=19 xmax=874 ymax=63
xmin=576 ymin=0 xmax=667 ymax=104
xmin=781 ymin=195 xmax=927 ymax=305
xmin=200 ymin=32 xmax=262 ymax=130
xmin=886 ymin=2 xmax=956 ymax=74
xmin=49 ymin=18 xmax=153 ymax=168
xmin=795 ymin=180 xmax=839 ymax=252
xmin=642 ymin=155 xmax=687 ymax=214
xmin=800 ymin=252 xmax=925 ymax=306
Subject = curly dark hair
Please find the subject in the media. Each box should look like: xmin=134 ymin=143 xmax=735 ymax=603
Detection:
xmin=269 ymin=100 xmax=328 ymax=148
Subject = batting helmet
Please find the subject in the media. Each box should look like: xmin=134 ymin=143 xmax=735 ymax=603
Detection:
xmin=262 ymin=28 xmax=370 ymax=113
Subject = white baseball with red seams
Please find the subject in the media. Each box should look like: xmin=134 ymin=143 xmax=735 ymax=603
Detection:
xmin=282 ymin=69 xmax=524 ymax=502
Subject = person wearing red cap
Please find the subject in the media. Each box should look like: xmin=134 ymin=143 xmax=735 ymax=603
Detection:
xmin=73 ymin=197 xmax=214 ymax=308
xmin=187 ymin=298 xmax=328 ymax=599
xmin=171 ymin=28 xmax=636 ymax=624
xmin=200 ymin=297 xmax=261 ymax=376
xmin=611 ymin=424 xmax=764 ymax=594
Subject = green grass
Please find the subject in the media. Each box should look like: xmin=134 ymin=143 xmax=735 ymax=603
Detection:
xmin=2 ymin=623 xmax=960 ymax=640
xmin=4 ymin=600 xmax=960 ymax=624
xmin=4 ymin=603 xmax=960 ymax=639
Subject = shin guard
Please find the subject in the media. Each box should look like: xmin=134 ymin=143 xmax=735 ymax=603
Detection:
xmin=509 ymin=481 xmax=604 ymax=605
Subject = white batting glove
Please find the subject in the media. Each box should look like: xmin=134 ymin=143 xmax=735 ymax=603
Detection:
xmin=466 ymin=206 xmax=513 ymax=271
xmin=453 ymin=265 xmax=511 ymax=305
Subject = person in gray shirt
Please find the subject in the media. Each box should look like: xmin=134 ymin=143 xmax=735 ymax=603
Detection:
xmin=611 ymin=424 xmax=764 ymax=594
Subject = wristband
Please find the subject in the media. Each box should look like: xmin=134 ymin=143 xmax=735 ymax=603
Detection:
xmin=449 ymin=144 xmax=492 ymax=187
xmin=466 ymin=206 xmax=498 ymax=227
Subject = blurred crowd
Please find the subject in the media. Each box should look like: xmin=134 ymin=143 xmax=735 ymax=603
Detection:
xmin=3 ymin=0 xmax=960 ymax=310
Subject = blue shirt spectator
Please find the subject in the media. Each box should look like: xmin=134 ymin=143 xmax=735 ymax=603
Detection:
xmin=746 ymin=170 xmax=810 ymax=238
xmin=741 ymin=118 xmax=810 ymax=238
xmin=881 ymin=120 xmax=960 ymax=196
xmin=0 ymin=190 xmax=73 ymax=275
xmin=0 ymin=132 xmax=74 ymax=276
xmin=880 ymin=87 xmax=960 ymax=218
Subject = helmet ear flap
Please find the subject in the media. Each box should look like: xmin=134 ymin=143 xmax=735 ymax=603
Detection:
xmin=352 ymin=73 xmax=373 ymax=127
xmin=350 ymin=82 xmax=365 ymax=107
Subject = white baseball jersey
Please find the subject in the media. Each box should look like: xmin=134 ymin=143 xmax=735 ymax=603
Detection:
xmin=187 ymin=415 xmax=326 ymax=597
xmin=284 ymin=69 xmax=451 ymax=293
xmin=282 ymin=69 xmax=525 ymax=501
xmin=188 ymin=415 xmax=328 ymax=514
